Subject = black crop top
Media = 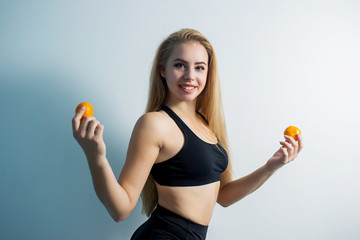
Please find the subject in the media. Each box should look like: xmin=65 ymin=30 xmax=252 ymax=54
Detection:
xmin=150 ymin=106 xmax=228 ymax=187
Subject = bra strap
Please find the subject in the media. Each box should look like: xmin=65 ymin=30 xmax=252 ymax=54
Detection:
xmin=160 ymin=106 xmax=189 ymax=132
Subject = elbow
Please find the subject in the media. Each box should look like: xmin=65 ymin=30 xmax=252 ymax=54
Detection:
xmin=220 ymin=203 xmax=231 ymax=208
xmin=111 ymin=211 xmax=130 ymax=223
xmin=217 ymin=187 xmax=247 ymax=207
xmin=113 ymin=217 xmax=125 ymax=223
xmin=217 ymin=191 xmax=237 ymax=208
xmin=217 ymin=194 xmax=232 ymax=208
xmin=101 ymin=198 xmax=134 ymax=223
xmin=217 ymin=200 xmax=232 ymax=208
xmin=217 ymin=183 xmax=235 ymax=208
xmin=107 ymin=206 xmax=132 ymax=223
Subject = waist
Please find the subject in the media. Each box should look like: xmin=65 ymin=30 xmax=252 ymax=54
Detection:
xmin=152 ymin=204 xmax=209 ymax=232
xmin=156 ymin=181 xmax=220 ymax=225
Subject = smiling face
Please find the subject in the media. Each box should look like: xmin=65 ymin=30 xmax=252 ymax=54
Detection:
xmin=161 ymin=41 xmax=209 ymax=104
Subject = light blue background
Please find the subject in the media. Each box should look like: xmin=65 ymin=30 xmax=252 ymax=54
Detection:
xmin=1 ymin=1 xmax=359 ymax=239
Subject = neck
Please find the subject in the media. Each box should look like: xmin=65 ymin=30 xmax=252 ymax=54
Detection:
xmin=164 ymin=98 xmax=198 ymax=119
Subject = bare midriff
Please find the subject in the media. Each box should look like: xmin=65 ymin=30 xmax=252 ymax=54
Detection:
xmin=156 ymin=181 xmax=220 ymax=226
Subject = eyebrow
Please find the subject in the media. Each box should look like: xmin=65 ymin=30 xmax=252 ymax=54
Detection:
xmin=173 ymin=58 xmax=207 ymax=66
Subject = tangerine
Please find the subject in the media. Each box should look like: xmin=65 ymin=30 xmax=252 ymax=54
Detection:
xmin=284 ymin=126 xmax=301 ymax=141
xmin=75 ymin=102 xmax=94 ymax=121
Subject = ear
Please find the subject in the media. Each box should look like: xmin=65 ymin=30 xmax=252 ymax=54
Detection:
xmin=160 ymin=67 xmax=166 ymax=79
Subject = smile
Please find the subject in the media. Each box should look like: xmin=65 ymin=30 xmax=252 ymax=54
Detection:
xmin=179 ymin=84 xmax=197 ymax=90
xmin=181 ymin=86 xmax=195 ymax=90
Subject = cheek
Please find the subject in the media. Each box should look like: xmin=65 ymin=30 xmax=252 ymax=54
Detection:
xmin=165 ymin=74 xmax=178 ymax=89
xmin=199 ymin=74 xmax=208 ymax=87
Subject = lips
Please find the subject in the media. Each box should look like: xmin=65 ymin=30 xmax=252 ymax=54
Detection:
xmin=179 ymin=84 xmax=196 ymax=90
xmin=181 ymin=86 xmax=195 ymax=90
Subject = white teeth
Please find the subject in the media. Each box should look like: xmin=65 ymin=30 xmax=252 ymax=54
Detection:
xmin=181 ymin=86 xmax=195 ymax=90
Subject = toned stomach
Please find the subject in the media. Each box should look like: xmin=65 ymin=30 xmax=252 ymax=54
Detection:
xmin=155 ymin=181 xmax=221 ymax=226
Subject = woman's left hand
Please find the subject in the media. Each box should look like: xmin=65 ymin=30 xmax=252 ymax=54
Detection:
xmin=266 ymin=134 xmax=304 ymax=171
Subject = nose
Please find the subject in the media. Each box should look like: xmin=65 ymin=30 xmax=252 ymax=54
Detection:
xmin=184 ymin=68 xmax=195 ymax=81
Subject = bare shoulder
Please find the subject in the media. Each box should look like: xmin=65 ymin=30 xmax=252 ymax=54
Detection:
xmin=117 ymin=111 xmax=170 ymax=208
xmin=131 ymin=111 xmax=170 ymax=146
xmin=135 ymin=111 xmax=169 ymax=131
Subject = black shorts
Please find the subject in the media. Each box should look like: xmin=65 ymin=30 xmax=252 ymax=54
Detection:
xmin=131 ymin=204 xmax=208 ymax=240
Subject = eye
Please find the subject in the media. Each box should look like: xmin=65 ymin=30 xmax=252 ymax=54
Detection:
xmin=196 ymin=66 xmax=206 ymax=71
xmin=174 ymin=63 xmax=185 ymax=69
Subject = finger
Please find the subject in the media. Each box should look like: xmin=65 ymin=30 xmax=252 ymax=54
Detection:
xmin=87 ymin=120 xmax=101 ymax=138
xmin=280 ymin=141 xmax=294 ymax=158
xmin=95 ymin=124 xmax=104 ymax=138
xmin=278 ymin=146 xmax=289 ymax=164
xmin=284 ymin=135 xmax=299 ymax=153
xmin=281 ymin=146 xmax=288 ymax=158
xmin=72 ymin=106 xmax=85 ymax=133
xmin=284 ymin=135 xmax=296 ymax=145
xmin=297 ymin=134 xmax=304 ymax=152
xmin=79 ymin=116 xmax=97 ymax=137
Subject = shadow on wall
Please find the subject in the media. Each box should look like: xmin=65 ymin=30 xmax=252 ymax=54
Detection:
xmin=0 ymin=71 xmax=145 ymax=240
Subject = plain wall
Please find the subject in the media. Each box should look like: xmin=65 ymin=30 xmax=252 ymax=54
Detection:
xmin=1 ymin=0 xmax=359 ymax=239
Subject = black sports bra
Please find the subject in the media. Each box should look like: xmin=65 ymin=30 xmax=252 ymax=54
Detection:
xmin=150 ymin=106 xmax=228 ymax=187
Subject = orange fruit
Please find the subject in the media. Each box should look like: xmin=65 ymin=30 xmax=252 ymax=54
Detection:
xmin=284 ymin=126 xmax=301 ymax=141
xmin=75 ymin=102 xmax=94 ymax=121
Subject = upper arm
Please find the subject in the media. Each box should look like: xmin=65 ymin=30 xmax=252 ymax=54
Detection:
xmin=219 ymin=153 xmax=233 ymax=187
xmin=218 ymin=160 xmax=233 ymax=205
xmin=117 ymin=112 xmax=164 ymax=209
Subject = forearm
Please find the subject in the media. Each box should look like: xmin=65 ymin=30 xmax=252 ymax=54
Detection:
xmin=86 ymin=155 xmax=131 ymax=222
xmin=218 ymin=163 xmax=277 ymax=207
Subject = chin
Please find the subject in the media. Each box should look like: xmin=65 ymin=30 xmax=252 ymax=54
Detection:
xmin=180 ymin=94 xmax=198 ymax=102
xmin=173 ymin=96 xmax=195 ymax=103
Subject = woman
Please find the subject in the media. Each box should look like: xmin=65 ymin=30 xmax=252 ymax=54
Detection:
xmin=72 ymin=28 xmax=303 ymax=240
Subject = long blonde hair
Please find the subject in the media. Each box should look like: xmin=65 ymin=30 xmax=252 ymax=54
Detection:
xmin=141 ymin=28 xmax=232 ymax=216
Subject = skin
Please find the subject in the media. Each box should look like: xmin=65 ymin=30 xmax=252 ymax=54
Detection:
xmin=72 ymin=41 xmax=304 ymax=225
xmin=156 ymin=42 xmax=220 ymax=224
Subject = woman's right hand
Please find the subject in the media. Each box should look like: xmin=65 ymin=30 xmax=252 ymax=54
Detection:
xmin=72 ymin=106 xmax=106 ymax=160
